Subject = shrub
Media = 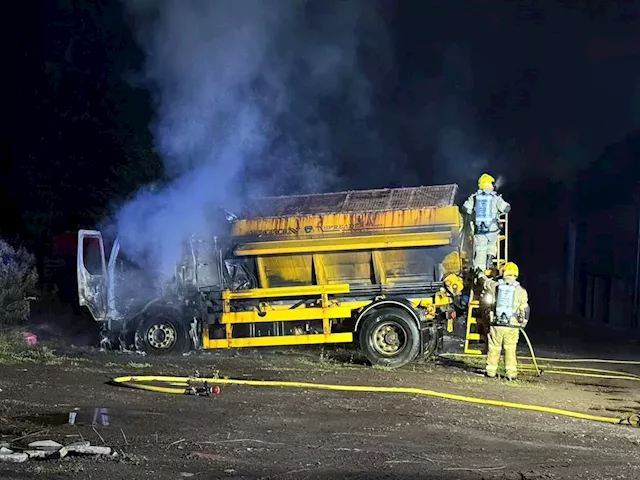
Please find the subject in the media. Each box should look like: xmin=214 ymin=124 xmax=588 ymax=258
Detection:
xmin=0 ymin=239 xmax=38 ymax=327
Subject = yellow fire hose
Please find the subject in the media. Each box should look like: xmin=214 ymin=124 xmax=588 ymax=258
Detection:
xmin=112 ymin=371 xmax=640 ymax=429
xmin=442 ymin=329 xmax=640 ymax=382
xmin=110 ymin=328 xmax=640 ymax=428
xmin=521 ymin=329 xmax=541 ymax=375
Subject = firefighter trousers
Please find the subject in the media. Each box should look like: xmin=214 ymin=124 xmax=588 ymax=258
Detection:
xmin=473 ymin=230 xmax=499 ymax=269
xmin=486 ymin=325 xmax=520 ymax=379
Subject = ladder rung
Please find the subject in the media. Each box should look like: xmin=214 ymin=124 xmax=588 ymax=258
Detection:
xmin=464 ymin=348 xmax=483 ymax=355
xmin=466 ymin=333 xmax=481 ymax=340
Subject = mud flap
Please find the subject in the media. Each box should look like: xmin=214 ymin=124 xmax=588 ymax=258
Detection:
xmin=438 ymin=315 xmax=468 ymax=354
xmin=419 ymin=323 xmax=438 ymax=358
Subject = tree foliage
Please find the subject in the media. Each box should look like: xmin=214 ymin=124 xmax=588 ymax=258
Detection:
xmin=0 ymin=239 xmax=38 ymax=327
xmin=8 ymin=0 xmax=162 ymax=247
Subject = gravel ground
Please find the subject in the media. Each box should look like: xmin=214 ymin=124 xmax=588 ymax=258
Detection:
xmin=0 ymin=341 xmax=639 ymax=480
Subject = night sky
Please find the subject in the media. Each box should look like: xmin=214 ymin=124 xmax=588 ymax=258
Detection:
xmin=4 ymin=0 xmax=640 ymax=258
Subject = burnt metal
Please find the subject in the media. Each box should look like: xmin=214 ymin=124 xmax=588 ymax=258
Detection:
xmin=347 ymin=282 xmax=443 ymax=297
xmin=241 ymin=184 xmax=459 ymax=219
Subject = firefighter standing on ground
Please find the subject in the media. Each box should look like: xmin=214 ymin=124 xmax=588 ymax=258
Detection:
xmin=476 ymin=261 xmax=530 ymax=380
xmin=463 ymin=173 xmax=511 ymax=270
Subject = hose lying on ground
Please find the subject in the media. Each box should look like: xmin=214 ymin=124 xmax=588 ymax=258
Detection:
xmin=517 ymin=364 xmax=640 ymax=381
xmin=111 ymin=331 xmax=640 ymax=428
xmin=111 ymin=374 xmax=640 ymax=428
xmin=439 ymin=351 xmax=640 ymax=381
xmin=442 ymin=329 xmax=640 ymax=382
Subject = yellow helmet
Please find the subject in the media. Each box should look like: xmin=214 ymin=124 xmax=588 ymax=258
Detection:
xmin=502 ymin=261 xmax=519 ymax=278
xmin=478 ymin=173 xmax=495 ymax=190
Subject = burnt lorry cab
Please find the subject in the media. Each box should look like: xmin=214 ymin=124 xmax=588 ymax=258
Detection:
xmin=77 ymin=184 xmax=508 ymax=368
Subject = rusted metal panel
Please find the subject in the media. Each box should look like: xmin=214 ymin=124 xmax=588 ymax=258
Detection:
xmin=256 ymin=245 xmax=461 ymax=289
xmin=232 ymin=185 xmax=464 ymax=289
xmin=241 ymin=184 xmax=458 ymax=219
xmin=320 ymin=251 xmax=373 ymax=286
xmin=261 ymin=254 xmax=314 ymax=287
xmin=232 ymin=205 xmax=461 ymax=239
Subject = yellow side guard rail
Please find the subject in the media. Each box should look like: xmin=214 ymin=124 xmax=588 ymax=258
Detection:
xmin=112 ymin=373 xmax=639 ymax=428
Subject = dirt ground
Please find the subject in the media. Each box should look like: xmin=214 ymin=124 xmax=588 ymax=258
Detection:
xmin=0 ymin=334 xmax=639 ymax=480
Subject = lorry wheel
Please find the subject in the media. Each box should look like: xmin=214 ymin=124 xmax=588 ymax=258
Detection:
xmin=359 ymin=307 xmax=420 ymax=368
xmin=134 ymin=310 xmax=189 ymax=355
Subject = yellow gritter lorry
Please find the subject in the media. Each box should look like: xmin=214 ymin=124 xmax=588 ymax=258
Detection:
xmin=77 ymin=183 xmax=508 ymax=367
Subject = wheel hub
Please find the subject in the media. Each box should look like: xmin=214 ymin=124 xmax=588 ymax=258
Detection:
xmin=384 ymin=331 xmax=398 ymax=344
xmin=146 ymin=323 xmax=177 ymax=350
xmin=373 ymin=322 xmax=407 ymax=356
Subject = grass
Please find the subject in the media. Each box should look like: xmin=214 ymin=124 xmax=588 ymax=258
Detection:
xmin=438 ymin=354 xmax=547 ymax=388
xmin=28 ymin=462 xmax=85 ymax=475
xmin=504 ymin=379 xmax=547 ymax=389
xmin=0 ymin=330 xmax=78 ymax=365
xmin=445 ymin=372 xmax=546 ymax=388
xmin=105 ymin=361 xmax=153 ymax=369
xmin=280 ymin=356 xmax=358 ymax=372
xmin=268 ymin=346 xmax=365 ymax=371
xmin=461 ymin=356 xmax=487 ymax=368
xmin=372 ymin=365 xmax=394 ymax=371
xmin=447 ymin=375 xmax=489 ymax=385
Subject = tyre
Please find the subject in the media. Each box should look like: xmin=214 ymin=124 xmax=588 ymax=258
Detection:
xmin=134 ymin=309 xmax=190 ymax=355
xmin=422 ymin=325 xmax=438 ymax=359
xmin=358 ymin=307 xmax=421 ymax=368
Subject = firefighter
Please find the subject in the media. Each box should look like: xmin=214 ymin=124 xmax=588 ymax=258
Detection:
xmin=476 ymin=261 xmax=529 ymax=380
xmin=462 ymin=173 xmax=511 ymax=270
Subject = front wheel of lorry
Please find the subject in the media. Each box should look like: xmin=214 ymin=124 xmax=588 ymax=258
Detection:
xmin=358 ymin=307 xmax=420 ymax=368
xmin=134 ymin=309 xmax=190 ymax=355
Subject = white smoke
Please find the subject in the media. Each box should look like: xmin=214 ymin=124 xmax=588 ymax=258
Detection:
xmin=435 ymin=44 xmax=490 ymax=190
xmin=116 ymin=0 xmax=388 ymax=277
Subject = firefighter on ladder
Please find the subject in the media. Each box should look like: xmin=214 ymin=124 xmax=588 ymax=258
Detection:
xmin=463 ymin=173 xmax=511 ymax=270
xmin=476 ymin=261 xmax=530 ymax=380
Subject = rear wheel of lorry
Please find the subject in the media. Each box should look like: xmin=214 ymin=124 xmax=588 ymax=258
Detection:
xmin=134 ymin=309 xmax=190 ymax=355
xmin=359 ymin=307 xmax=420 ymax=368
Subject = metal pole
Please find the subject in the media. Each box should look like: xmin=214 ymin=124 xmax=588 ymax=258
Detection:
xmin=633 ymin=208 xmax=640 ymax=329
xmin=565 ymin=220 xmax=576 ymax=315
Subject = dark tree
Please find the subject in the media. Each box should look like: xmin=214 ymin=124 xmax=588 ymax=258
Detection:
xmin=6 ymin=0 xmax=162 ymax=255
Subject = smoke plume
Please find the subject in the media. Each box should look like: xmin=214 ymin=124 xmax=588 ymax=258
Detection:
xmin=434 ymin=44 xmax=492 ymax=192
xmin=115 ymin=0 xmax=388 ymax=278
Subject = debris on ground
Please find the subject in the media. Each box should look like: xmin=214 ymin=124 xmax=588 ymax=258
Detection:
xmin=0 ymin=438 xmax=112 ymax=463
xmin=28 ymin=440 xmax=63 ymax=450
xmin=66 ymin=442 xmax=111 ymax=455
xmin=22 ymin=332 xmax=38 ymax=346
xmin=0 ymin=452 xmax=28 ymax=463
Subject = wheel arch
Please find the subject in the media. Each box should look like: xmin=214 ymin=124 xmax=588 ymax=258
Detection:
xmin=354 ymin=298 xmax=421 ymax=332
xmin=126 ymin=297 xmax=186 ymax=330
